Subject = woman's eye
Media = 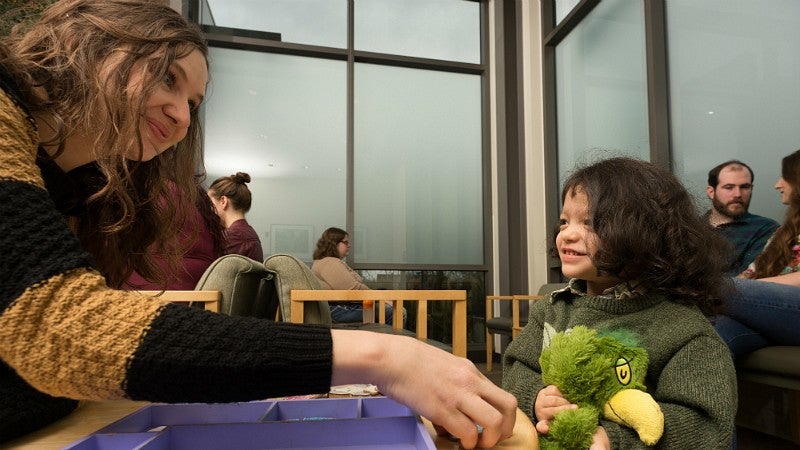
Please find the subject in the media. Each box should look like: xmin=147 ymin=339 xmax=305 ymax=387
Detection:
xmin=163 ymin=72 xmax=176 ymax=86
xmin=188 ymin=100 xmax=198 ymax=111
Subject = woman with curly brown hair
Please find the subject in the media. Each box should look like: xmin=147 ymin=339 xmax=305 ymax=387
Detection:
xmin=503 ymin=157 xmax=736 ymax=449
xmin=0 ymin=0 xmax=515 ymax=445
xmin=714 ymin=149 xmax=800 ymax=359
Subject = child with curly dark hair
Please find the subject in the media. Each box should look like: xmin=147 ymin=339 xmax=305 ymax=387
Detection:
xmin=503 ymin=157 xmax=737 ymax=449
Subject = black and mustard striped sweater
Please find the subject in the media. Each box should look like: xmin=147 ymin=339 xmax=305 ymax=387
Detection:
xmin=0 ymin=66 xmax=333 ymax=443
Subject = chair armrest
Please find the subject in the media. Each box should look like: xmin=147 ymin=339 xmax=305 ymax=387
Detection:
xmin=485 ymin=296 xmax=514 ymax=327
xmin=511 ymin=295 xmax=542 ymax=337
xmin=138 ymin=290 xmax=222 ymax=313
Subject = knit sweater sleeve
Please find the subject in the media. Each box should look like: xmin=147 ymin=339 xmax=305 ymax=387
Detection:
xmin=0 ymin=75 xmax=333 ymax=438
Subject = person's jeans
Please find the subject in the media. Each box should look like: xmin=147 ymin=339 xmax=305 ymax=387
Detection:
xmin=713 ymin=277 xmax=800 ymax=359
xmin=329 ymin=303 xmax=408 ymax=328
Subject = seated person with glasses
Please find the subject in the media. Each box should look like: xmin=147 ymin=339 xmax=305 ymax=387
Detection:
xmin=312 ymin=227 xmax=405 ymax=326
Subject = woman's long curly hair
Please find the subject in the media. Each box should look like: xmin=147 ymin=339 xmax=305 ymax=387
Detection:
xmin=749 ymin=149 xmax=800 ymax=279
xmin=554 ymin=157 xmax=732 ymax=315
xmin=0 ymin=0 xmax=208 ymax=287
xmin=313 ymin=227 xmax=347 ymax=261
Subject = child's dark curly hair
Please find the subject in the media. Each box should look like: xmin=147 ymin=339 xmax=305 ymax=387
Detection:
xmin=555 ymin=157 xmax=732 ymax=315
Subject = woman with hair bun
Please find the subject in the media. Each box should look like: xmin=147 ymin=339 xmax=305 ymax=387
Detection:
xmin=208 ymin=171 xmax=264 ymax=261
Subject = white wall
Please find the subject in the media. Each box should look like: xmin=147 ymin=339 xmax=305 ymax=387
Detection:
xmin=521 ymin=0 xmax=550 ymax=294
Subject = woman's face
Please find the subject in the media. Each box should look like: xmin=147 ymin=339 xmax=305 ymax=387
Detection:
xmin=129 ymin=48 xmax=208 ymax=161
xmin=337 ymin=235 xmax=351 ymax=258
xmin=207 ymin=191 xmax=224 ymax=217
xmin=775 ymin=177 xmax=794 ymax=205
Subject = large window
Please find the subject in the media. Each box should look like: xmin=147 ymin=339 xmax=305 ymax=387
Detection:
xmin=196 ymin=0 xmax=489 ymax=351
xmin=667 ymin=0 xmax=800 ymax=223
xmin=554 ymin=0 xmax=649 ymax=186
xmin=199 ymin=0 xmax=484 ymax=267
xmin=202 ymin=0 xmax=347 ymax=48
xmin=354 ymin=0 xmax=480 ymax=63
xmin=204 ymin=48 xmax=347 ymax=260
xmin=354 ymin=64 xmax=483 ymax=265
xmin=541 ymin=0 xmax=800 ymax=269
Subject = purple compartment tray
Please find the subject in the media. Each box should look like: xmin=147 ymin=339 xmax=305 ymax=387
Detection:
xmin=63 ymin=397 xmax=436 ymax=450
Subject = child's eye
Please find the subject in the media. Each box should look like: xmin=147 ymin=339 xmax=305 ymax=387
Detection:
xmin=558 ymin=218 xmax=568 ymax=229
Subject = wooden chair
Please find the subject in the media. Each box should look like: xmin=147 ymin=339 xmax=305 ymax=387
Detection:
xmin=485 ymin=295 xmax=512 ymax=372
xmin=484 ymin=283 xmax=567 ymax=372
xmin=290 ymin=289 xmax=468 ymax=357
xmin=139 ymin=289 xmax=222 ymax=312
xmin=264 ymin=253 xmax=467 ymax=357
xmin=485 ymin=295 xmax=541 ymax=372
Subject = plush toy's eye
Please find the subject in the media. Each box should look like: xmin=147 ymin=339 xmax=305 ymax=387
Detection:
xmin=614 ymin=357 xmax=632 ymax=385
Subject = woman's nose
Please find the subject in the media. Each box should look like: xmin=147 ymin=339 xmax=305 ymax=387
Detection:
xmin=165 ymin=100 xmax=191 ymax=129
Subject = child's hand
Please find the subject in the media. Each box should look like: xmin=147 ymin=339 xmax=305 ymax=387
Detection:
xmin=534 ymin=385 xmax=577 ymax=434
xmin=589 ymin=425 xmax=610 ymax=450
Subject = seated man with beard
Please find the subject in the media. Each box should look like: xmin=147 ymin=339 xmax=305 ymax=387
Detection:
xmin=704 ymin=159 xmax=778 ymax=274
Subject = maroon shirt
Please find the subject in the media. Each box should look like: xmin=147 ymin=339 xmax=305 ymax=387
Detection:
xmin=125 ymin=207 xmax=222 ymax=290
xmin=225 ymin=219 xmax=264 ymax=262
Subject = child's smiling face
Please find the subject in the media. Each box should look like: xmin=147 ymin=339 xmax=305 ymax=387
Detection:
xmin=556 ymin=187 xmax=619 ymax=295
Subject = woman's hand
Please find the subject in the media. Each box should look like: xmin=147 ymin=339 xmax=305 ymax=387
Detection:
xmin=331 ymin=330 xmax=517 ymax=449
xmin=534 ymin=385 xmax=577 ymax=434
xmin=757 ymin=271 xmax=800 ymax=286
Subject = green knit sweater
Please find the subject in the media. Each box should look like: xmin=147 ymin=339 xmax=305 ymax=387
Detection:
xmin=502 ymin=279 xmax=737 ymax=450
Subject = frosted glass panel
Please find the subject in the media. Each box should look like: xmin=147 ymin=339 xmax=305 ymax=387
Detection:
xmin=354 ymin=63 xmax=483 ymax=265
xmin=355 ymin=0 xmax=480 ymax=63
xmin=555 ymin=0 xmax=648 ymax=183
xmin=556 ymin=0 xmax=581 ymax=24
xmin=667 ymin=0 xmax=800 ymax=223
xmin=204 ymin=48 xmax=346 ymax=263
xmin=203 ymin=0 xmax=346 ymax=48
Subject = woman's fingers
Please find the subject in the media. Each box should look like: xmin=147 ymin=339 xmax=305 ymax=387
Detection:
xmin=330 ymin=331 xmax=517 ymax=449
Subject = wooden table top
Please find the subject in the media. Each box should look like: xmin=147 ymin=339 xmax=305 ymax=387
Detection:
xmin=1 ymin=400 xmax=537 ymax=450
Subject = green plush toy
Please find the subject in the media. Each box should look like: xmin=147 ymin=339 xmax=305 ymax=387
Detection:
xmin=538 ymin=325 xmax=664 ymax=450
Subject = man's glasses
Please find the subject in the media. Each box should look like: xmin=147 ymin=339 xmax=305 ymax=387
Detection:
xmin=340 ymin=240 xmax=352 ymax=246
